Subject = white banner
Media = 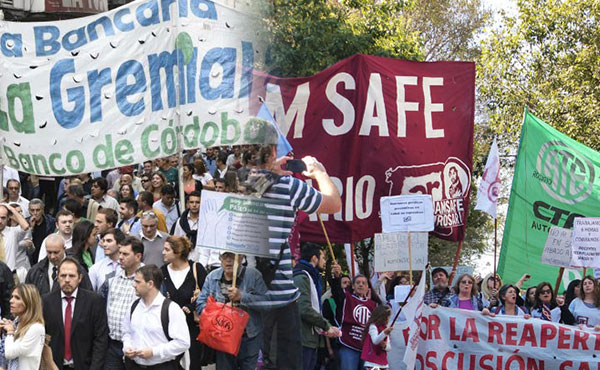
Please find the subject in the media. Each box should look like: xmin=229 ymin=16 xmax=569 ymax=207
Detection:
xmin=475 ymin=136 xmax=500 ymax=218
xmin=401 ymin=269 xmax=426 ymax=369
xmin=196 ymin=190 xmax=270 ymax=257
xmin=389 ymin=306 xmax=600 ymax=370
xmin=0 ymin=0 xmax=268 ymax=175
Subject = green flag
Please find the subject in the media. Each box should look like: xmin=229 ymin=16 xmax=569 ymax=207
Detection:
xmin=498 ymin=108 xmax=600 ymax=289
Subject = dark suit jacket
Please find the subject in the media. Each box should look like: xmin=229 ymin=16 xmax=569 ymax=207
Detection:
xmin=43 ymin=288 xmax=109 ymax=370
xmin=26 ymin=258 xmax=93 ymax=296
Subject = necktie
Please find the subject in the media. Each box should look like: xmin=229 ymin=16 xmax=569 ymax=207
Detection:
xmin=0 ymin=233 xmax=6 ymax=263
xmin=52 ymin=265 xmax=58 ymax=281
xmin=64 ymin=296 xmax=74 ymax=361
xmin=542 ymin=304 xmax=552 ymax=321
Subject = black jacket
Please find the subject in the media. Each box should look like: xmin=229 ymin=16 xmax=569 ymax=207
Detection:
xmin=0 ymin=261 xmax=13 ymax=318
xmin=43 ymin=288 xmax=109 ymax=370
xmin=25 ymin=257 xmax=92 ymax=296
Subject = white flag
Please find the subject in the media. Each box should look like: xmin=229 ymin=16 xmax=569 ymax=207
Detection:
xmin=402 ymin=270 xmax=427 ymax=369
xmin=475 ymin=137 xmax=501 ymax=219
xmin=344 ymin=243 xmax=360 ymax=277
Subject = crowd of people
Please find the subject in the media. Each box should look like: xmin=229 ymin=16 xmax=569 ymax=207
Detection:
xmin=0 ymin=135 xmax=596 ymax=370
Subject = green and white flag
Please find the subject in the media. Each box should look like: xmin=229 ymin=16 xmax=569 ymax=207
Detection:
xmin=498 ymin=109 xmax=600 ymax=288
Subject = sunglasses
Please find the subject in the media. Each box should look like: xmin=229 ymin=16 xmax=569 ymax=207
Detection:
xmin=540 ymin=289 xmax=552 ymax=295
xmin=460 ymin=280 xmax=473 ymax=285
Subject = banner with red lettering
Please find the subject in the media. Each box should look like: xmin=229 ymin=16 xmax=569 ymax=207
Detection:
xmin=251 ymin=55 xmax=475 ymax=242
xmin=389 ymin=306 xmax=600 ymax=370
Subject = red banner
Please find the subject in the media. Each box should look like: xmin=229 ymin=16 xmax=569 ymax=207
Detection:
xmin=251 ymin=54 xmax=475 ymax=243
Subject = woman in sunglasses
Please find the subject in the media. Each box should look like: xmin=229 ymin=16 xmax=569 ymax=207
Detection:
xmin=568 ymin=276 xmax=600 ymax=329
xmin=530 ymin=281 xmax=575 ymax=324
xmin=438 ymin=274 xmax=486 ymax=311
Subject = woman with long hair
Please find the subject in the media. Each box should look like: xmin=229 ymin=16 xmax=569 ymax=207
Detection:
xmin=530 ymin=281 xmax=575 ymax=324
xmin=68 ymin=220 xmax=96 ymax=271
xmin=149 ymin=172 xmax=167 ymax=202
xmin=181 ymin=164 xmax=202 ymax=196
xmin=480 ymin=273 xmax=502 ymax=308
xmin=161 ymin=236 xmax=208 ymax=368
xmin=441 ymin=274 xmax=485 ymax=311
xmin=118 ymin=184 xmax=136 ymax=202
xmin=523 ymin=286 xmax=537 ymax=314
xmin=0 ymin=284 xmax=45 ymax=369
xmin=564 ymin=279 xmax=581 ymax=307
xmin=360 ymin=305 xmax=393 ymax=369
xmin=568 ymin=276 xmax=600 ymax=328
xmin=193 ymin=159 xmax=215 ymax=190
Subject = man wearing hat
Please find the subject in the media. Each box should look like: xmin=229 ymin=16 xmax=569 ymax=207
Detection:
xmin=424 ymin=267 xmax=453 ymax=306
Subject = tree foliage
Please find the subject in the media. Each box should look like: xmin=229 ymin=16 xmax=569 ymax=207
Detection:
xmin=478 ymin=0 xmax=600 ymax=151
xmin=261 ymin=0 xmax=422 ymax=77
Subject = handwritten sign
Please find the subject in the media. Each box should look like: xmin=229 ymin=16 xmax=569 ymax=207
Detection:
xmin=374 ymin=232 xmax=428 ymax=272
xmin=541 ymin=226 xmax=573 ymax=268
xmin=380 ymin=195 xmax=434 ymax=233
xmin=570 ymin=218 xmax=600 ymax=269
xmin=196 ymin=190 xmax=271 ymax=258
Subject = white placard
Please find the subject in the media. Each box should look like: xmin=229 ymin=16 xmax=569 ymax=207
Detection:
xmin=541 ymin=226 xmax=573 ymax=268
xmin=570 ymin=217 xmax=600 ymax=268
xmin=394 ymin=285 xmax=412 ymax=303
xmin=196 ymin=190 xmax=271 ymax=258
xmin=374 ymin=232 xmax=428 ymax=272
xmin=380 ymin=195 xmax=434 ymax=233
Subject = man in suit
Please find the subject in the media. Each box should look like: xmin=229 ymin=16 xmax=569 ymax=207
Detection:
xmin=26 ymin=234 xmax=92 ymax=295
xmin=43 ymin=257 xmax=109 ymax=370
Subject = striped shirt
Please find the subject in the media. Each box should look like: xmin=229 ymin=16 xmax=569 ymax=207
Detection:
xmin=248 ymin=175 xmax=322 ymax=309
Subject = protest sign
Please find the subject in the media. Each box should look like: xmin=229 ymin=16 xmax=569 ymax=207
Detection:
xmin=389 ymin=306 xmax=600 ymax=370
xmin=541 ymin=226 xmax=573 ymax=268
xmin=499 ymin=109 xmax=600 ymax=289
xmin=251 ymin=56 xmax=475 ymax=243
xmin=380 ymin=194 xmax=434 ymax=233
xmin=394 ymin=285 xmax=412 ymax=303
xmin=196 ymin=190 xmax=270 ymax=258
xmin=570 ymin=217 xmax=600 ymax=268
xmin=0 ymin=0 xmax=267 ymax=176
xmin=374 ymin=232 xmax=428 ymax=272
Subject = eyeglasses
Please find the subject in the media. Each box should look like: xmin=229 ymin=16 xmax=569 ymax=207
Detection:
xmin=460 ymin=280 xmax=473 ymax=285
xmin=7 ymin=187 xmax=19 ymax=191
xmin=540 ymin=289 xmax=552 ymax=295
xmin=141 ymin=179 xmax=150 ymax=182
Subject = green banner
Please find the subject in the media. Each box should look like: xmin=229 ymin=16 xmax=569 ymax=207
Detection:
xmin=498 ymin=109 xmax=600 ymax=289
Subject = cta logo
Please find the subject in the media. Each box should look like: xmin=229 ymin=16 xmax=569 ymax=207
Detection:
xmin=536 ymin=141 xmax=595 ymax=205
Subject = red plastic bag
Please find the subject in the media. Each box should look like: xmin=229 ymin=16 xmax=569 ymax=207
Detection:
xmin=197 ymin=296 xmax=250 ymax=356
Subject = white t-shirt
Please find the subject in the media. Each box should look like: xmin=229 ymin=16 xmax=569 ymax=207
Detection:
xmin=569 ymin=298 xmax=600 ymax=327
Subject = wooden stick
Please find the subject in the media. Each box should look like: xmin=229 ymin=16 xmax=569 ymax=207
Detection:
xmin=583 ymin=268 xmax=587 ymax=278
xmin=408 ymin=232 xmax=413 ymax=286
xmin=390 ymin=283 xmax=419 ymax=327
xmin=449 ymin=240 xmax=464 ymax=286
xmin=232 ymin=254 xmax=239 ymax=289
xmin=493 ymin=218 xmax=497 ymax=285
xmin=554 ymin=267 xmax=564 ymax=297
xmin=318 ymin=214 xmax=337 ymax=264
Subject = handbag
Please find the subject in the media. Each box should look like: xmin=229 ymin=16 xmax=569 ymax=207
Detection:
xmin=197 ymin=296 xmax=249 ymax=356
xmin=39 ymin=335 xmax=59 ymax=370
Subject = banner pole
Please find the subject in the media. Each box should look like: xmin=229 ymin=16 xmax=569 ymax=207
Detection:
xmin=583 ymin=268 xmax=587 ymax=278
xmin=408 ymin=232 xmax=413 ymax=285
xmin=232 ymin=253 xmax=239 ymax=307
xmin=449 ymin=240 xmax=463 ymax=286
xmin=318 ymin=214 xmax=337 ymax=264
xmin=493 ymin=218 xmax=497 ymax=282
xmin=390 ymin=282 xmax=419 ymax=326
xmin=554 ymin=267 xmax=564 ymax=296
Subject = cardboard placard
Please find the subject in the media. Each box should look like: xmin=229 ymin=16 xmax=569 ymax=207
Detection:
xmin=541 ymin=226 xmax=573 ymax=268
xmin=374 ymin=232 xmax=428 ymax=272
xmin=571 ymin=218 xmax=600 ymax=268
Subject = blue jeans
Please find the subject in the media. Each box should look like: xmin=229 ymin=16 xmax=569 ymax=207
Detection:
xmin=216 ymin=334 xmax=261 ymax=370
xmin=339 ymin=346 xmax=363 ymax=370
xmin=302 ymin=347 xmax=317 ymax=370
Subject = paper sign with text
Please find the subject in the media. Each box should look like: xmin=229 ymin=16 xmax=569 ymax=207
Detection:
xmin=374 ymin=232 xmax=428 ymax=272
xmin=570 ymin=217 xmax=600 ymax=268
xmin=380 ymin=195 xmax=434 ymax=233
xmin=541 ymin=226 xmax=573 ymax=268
xmin=196 ymin=190 xmax=271 ymax=258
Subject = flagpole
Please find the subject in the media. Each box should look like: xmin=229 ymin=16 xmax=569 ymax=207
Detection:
xmin=493 ymin=218 xmax=497 ymax=281
xmin=449 ymin=240 xmax=463 ymax=285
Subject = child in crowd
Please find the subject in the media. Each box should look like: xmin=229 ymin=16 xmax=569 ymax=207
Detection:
xmin=361 ymin=305 xmax=393 ymax=369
